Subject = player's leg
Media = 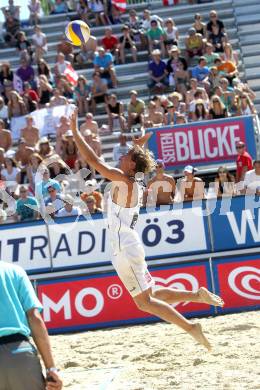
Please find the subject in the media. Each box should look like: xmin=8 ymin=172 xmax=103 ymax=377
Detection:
xmin=133 ymin=288 xmax=211 ymax=351
xmin=152 ymin=286 xmax=224 ymax=307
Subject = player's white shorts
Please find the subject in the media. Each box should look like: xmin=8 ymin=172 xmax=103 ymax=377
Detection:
xmin=111 ymin=243 xmax=154 ymax=297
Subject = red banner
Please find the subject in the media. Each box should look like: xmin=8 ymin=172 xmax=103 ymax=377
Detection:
xmin=213 ymin=257 xmax=260 ymax=312
xmin=37 ymin=262 xmax=213 ymax=333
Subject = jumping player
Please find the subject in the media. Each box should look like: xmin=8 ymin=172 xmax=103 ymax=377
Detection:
xmin=70 ymin=110 xmax=224 ymax=351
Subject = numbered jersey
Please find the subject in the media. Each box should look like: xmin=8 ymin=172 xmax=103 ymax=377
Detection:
xmin=107 ymin=180 xmax=144 ymax=254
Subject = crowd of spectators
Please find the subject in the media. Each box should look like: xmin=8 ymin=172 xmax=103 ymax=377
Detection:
xmin=0 ymin=0 xmax=259 ymax=224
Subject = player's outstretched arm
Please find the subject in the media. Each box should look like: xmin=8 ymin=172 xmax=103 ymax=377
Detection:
xmin=70 ymin=110 xmax=129 ymax=182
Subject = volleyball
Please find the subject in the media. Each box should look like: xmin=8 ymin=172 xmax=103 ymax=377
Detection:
xmin=65 ymin=20 xmax=91 ymax=46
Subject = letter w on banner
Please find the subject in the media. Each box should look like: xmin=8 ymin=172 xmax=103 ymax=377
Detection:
xmin=64 ymin=64 xmax=78 ymax=86
xmin=111 ymin=0 xmax=127 ymax=12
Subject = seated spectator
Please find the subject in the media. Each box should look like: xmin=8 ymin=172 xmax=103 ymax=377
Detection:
xmin=83 ymin=129 xmax=102 ymax=157
xmin=61 ymin=130 xmax=78 ymax=169
xmin=35 ymin=166 xmax=61 ymax=201
xmin=74 ymin=75 xmax=90 ymax=116
xmin=21 ymin=116 xmax=39 ymax=147
xmin=209 ymin=95 xmax=228 ymax=119
xmin=141 ymin=9 xmax=162 ymax=33
xmin=219 ymin=77 xmax=235 ymax=113
xmin=50 ymin=0 xmax=68 ymax=14
xmin=127 ymin=90 xmax=145 ymax=130
xmin=57 ymin=35 xmax=73 ymax=62
xmin=28 ymin=0 xmax=41 ymax=25
xmin=88 ymin=0 xmax=107 ymax=26
xmin=106 ymin=94 xmax=126 ymax=133
xmin=208 ymin=66 xmax=221 ymax=91
xmin=188 ymin=88 xmax=208 ymax=119
xmin=26 ymin=152 xmax=43 ymax=191
xmin=0 ymin=97 xmax=9 ymax=126
xmin=1 ymin=155 xmax=21 ymax=195
xmin=191 ymin=99 xmax=208 ymax=122
xmin=83 ymin=195 xmax=102 ymax=214
xmin=166 ymin=45 xmax=183 ymax=86
xmin=243 ymin=160 xmax=260 ymax=195
xmin=152 ymin=95 xmax=166 ymax=115
xmin=90 ymin=72 xmax=108 ymax=114
xmin=235 ymin=93 xmax=257 ymax=116
xmin=168 ymin=91 xmax=183 ymax=111
xmin=76 ymin=0 xmax=90 ymax=24
xmin=56 ymin=75 xmax=74 ymax=100
xmin=75 ymin=38 xmax=97 ymax=66
xmin=113 ymin=134 xmax=131 ymax=163
xmin=174 ymin=58 xmax=189 ymax=97
xmin=176 ymin=113 xmax=187 ymax=124
xmin=144 ymin=101 xmax=164 ymax=128
xmin=147 ymin=19 xmax=165 ymax=56
xmin=207 ymin=10 xmax=225 ymax=37
xmin=191 ymin=57 xmax=210 ymax=90
xmin=204 ymin=42 xmax=220 ymax=68
xmin=32 ymin=25 xmax=48 ymax=63
xmin=176 ymin=165 xmax=205 ymax=202
xmin=164 ymin=18 xmax=179 ymax=54
xmin=16 ymin=31 xmax=33 ymax=61
xmin=48 ymin=156 xmax=69 ymax=180
xmin=192 ymin=13 xmax=206 ymax=38
xmin=233 ymin=78 xmax=256 ymax=102
xmin=93 ymin=47 xmax=117 ymax=88
xmin=80 ymin=112 xmax=99 ymax=138
xmin=54 ymin=52 xmax=71 ymax=80
xmin=164 ymin=101 xmax=177 ymax=125
xmin=186 ymin=78 xmax=198 ymax=105
xmin=81 ymin=179 xmax=103 ymax=209
xmin=23 ymin=81 xmax=39 ymax=103
xmin=57 ymin=194 xmax=81 ymax=217
xmin=44 ymin=185 xmax=64 ymax=214
xmin=128 ymin=9 xmax=145 ymax=47
xmin=37 ymin=137 xmax=55 ymax=159
xmin=56 ymin=115 xmax=70 ymax=154
xmin=101 ymin=28 xmax=119 ymax=64
xmin=16 ymin=58 xmax=35 ymax=88
xmin=221 ymin=42 xmax=238 ymax=66
xmin=185 ymin=28 xmax=203 ymax=61
xmin=49 ymin=88 xmax=68 ymax=107
xmin=3 ymin=15 xmax=20 ymax=45
xmin=146 ymin=159 xmax=175 ymax=206
xmin=37 ymin=59 xmax=52 ymax=82
xmin=214 ymin=166 xmax=235 ymax=197
xmin=148 ymin=49 xmax=169 ymax=91
xmin=236 ymin=141 xmax=253 ymax=183
xmin=0 ymin=62 xmax=13 ymax=87
xmin=15 ymin=138 xmax=34 ymax=169
xmin=0 ymin=120 xmax=12 ymax=151
xmin=1 ymin=0 xmax=20 ymax=21
xmin=215 ymin=58 xmax=237 ymax=85
xmin=23 ymin=92 xmax=37 ymax=114
xmin=38 ymin=75 xmax=53 ymax=107
xmin=16 ymin=185 xmax=38 ymax=221
xmin=8 ymin=90 xmax=27 ymax=119
xmin=119 ymin=25 xmax=137 ymax=64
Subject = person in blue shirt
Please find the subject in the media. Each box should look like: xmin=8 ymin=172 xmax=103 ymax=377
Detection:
xmin=0 ymin=262 xmax=62 ymax=389
xmin=148 ymin=49 xmax=169 ymax=90
xmin=35 ymin=166 xmax=61 ymax=199
xmin=93 ymin=46 xmax=117 ymax=88
xmin=16 ymin=185 xmax=39 ymax=221
xmin=191 ymin=57 xmax=210 ymax=91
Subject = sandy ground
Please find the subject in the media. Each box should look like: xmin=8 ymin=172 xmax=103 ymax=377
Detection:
xmin=50 ymin=311 xmax=260 ymax=390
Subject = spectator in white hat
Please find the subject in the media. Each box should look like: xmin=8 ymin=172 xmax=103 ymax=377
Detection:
xmin=176 ymin=165 xmax=205 ymax=202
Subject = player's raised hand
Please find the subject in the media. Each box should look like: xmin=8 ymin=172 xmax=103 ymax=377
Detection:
xmin=132 ymin=132 xmax=152 ymax=147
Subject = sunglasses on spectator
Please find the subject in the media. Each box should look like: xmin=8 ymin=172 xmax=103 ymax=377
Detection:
xmin=20 ymin=190 xmax=27 ymax=193
xmin=213 ymin=99 xmax=219 ymax=103
xmin=218 ymin=171 xmax=227 ymax=174
xmin=48 ymin=189 xmax=56 ymax=193
xmin=236 ymin=146 xmax=244 ymax=149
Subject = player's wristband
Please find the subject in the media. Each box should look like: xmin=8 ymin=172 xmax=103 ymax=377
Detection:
xmin=46 ymin=367 xmax=59 ymax=374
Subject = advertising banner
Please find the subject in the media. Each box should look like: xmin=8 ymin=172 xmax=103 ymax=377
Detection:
xmin=209 ymin=195 xmax=260 ymax=252
xmin=212 ymin=255 xmax=260 ymax=313
xmin=147 ymin=116 xmax=256 ymax=170
xmin=10 ymin=104 xmax=74 ymax=140
xmin=49 ymin=205 xmax=209 ymax=270
xmin=37 ymin=261 xmax=213 ymax=333
xmin=0 ymin=220 xmax=51 ymax=273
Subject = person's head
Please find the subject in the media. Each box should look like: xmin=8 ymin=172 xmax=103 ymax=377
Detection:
xmin=29 ymin=153 xmax=43 ymax=168
xmin=129 ymin=8 xmax=137 ymax=18
xmin=63 ymin=129 xmax=74 ymax=142
xmin=19 ymin=185 xmax=28 ymax=199
xmin=150 ymin=19 xmax=158 ymax=29
xmin=253 ymin=160 xmax=260 ymax=174
xmin=223 ymin=42 xmax=233 ymax=55
xmin=85 ymin=112 xmax=93 ymax=122
xmin=205 ymin=43 xmax=213 ymax=54
xmin=18 ymin=31 xmax=26 ymax=41
xmin=109 ymin=94 xmax=117 ymax=104
xmin=178 ymin=57 xmax=188 ymax=71
xmin=47 ymin=185 xmax=57 ymax=198
xmin=194 ymin=13 xmax=202 ymax=22
xmin=152 ymin=49 xmax=161 ymax=61
xmin=219 ymin=77 xmax=229 ymax=90
xmin=169 ymin=92 xmax=182 ymax=106
xmin=239 ymin=93 xmax=250 ymax=106
xmin=211 ymin=95 xmax=225 ymax=111
xmin=184 ymin=165 xmax=197 ymax=179
xmin=210 ymin=66 xmax=219 ymax=77
xmin=92 ymin=71 xmax=101 ymax=83
xmin=119 ymin=134 xmax=127 ymax=145
xmin=62 ymin=194 xmax=74 ymax=212
xmin=1 ymin=62 xmax=11 ymax=73
xmin=143 ymin=9 xmax=150 ymax=20
xmin=122 ymin=25 xmax=130 ymax=35
xmin=214 ymin=58 xmax=222 ymax=67
xmin=165 ymin=18 xmax=174 ymax=28
xmin=4 ymin=156 xmax=17 ymax=169
xmin=9 ymin=90 xmax=20 ymax=104
xmin=26 ymin=115 xmax=34 ymax=126
xmin=39 ymin=137 xmax=50 ymax=154
xmin=77 ymin=75 xmax=87 ymax=87
xmin=20 ymin=58 xmax=29 ymax=68
xmin=53 ymin=88 xmax=61 ymax=98
xmin=105 ymin=27 xmax=112 ymax=37
xmin=190 ymin=78 xmax=198 ymax=89
xmin=209 ymin=10 xmax=218 ymax=21
xmin=85 ymin=195 xmax=96 ymax=213
xmin=217 ymin=166 xmax=232 ymax=182
xmin=57 ymin=52 xmax=65 ymax=63
xmin=236 ymin=141 xmax=246 ymax=156
xmin=195 ymin=100 xmax=206 ymax=117
xmin=97 ymin=47 xmax=105 ymax=57
xmin=0 ymin=119 xmax=5 ymax=130
xmin=213 ymin=85 xmax=223 ymax=97
xmin=188 ymin=27 xmax=196 ymax=37
xmin=119 ymin=146 xmax=155 ymax=176
xmin=155 ymin=159 xmax=165 ymax=174
xmin=83 ymin=129 xmax=92 ymax=143
xmin=130 ymin=89 xmax=138 ymax=103
xmin=176 ymin=114 xmax=187 ymax=124
xmin=170 ymin=45 xmax=179 ymax=58
xmin=59 ymin=115 xmax=68 ymax=125
xmin=34 ymin=25 xmax=41 ymax=34
xmin=148 ymin=101 xmax=156 ymax=112
xmin=198 ymin=57 xmax=207 ymax=67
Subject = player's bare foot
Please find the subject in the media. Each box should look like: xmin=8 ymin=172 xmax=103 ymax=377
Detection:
xmin=188 ymin=323 xmax=212 ymax=351
xmin=198 ymin=287 xmax=224 ymax=307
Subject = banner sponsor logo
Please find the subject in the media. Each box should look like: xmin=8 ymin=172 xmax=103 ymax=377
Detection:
xmin=38 ymin=262 xmax=212 ymax=332
xmin=148 ymin=116 xmax=256 ymax=169
xmin=213 ymin=258 xmax=260 ymax=311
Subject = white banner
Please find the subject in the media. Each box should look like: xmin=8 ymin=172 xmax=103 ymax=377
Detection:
xmin=10 ymin=104 xmax=75 ymax=140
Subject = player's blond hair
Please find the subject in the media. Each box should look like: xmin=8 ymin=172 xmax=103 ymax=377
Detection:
xmin=130 ymin=145 xmax=155 ymax=175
